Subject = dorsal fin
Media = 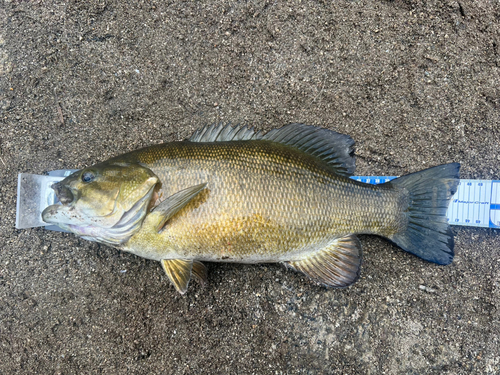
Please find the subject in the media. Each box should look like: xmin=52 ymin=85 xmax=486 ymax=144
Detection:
xmin=262 ymin=124 xmax=355 ymax=176
xmin=188 ymin=123 xmax=356 ymax=176
xmin=188 ymin=123 xmax=263 ymax=142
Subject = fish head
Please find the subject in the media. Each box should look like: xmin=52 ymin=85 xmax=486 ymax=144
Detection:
xmin=42 ymin=162 xmax=159 ymax=245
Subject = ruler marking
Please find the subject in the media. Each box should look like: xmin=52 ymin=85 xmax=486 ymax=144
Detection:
xmin=493 ymin=183 xmax=497 ymax=227
xmin=463 ymin=181 xmax=468 ymax=224
xmin=482 ymin=181 xmax=489 ymax=226
xmin=473 ymin=181 xmax=478 ymax=226
xmin=477 ymin=181 xmax=482 ymax=226
xmin=449 ymin=182 xmax=454 ymax=224
xmin=483 ymin=182 xmax=488 ymax=224
xmin=492 ymin=182 xmax=500 ymax=228
xmin=491 ymin=183 xmax=495 ymax=227
xmin=467 ymin=181 xmax=471 ymax=225
xmin=473 ymin=181 xmax=477 ymax=224
xmin=457 ymin=181 xmax=463 ymax=224
xmin=473 ymin=182 xmax=478 ymax=226
xmin=479 ymin=181 xmax=484 ymax=226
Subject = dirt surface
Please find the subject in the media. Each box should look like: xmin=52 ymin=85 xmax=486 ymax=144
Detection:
xmin=1 ymin=1 xmax=499 ymax=374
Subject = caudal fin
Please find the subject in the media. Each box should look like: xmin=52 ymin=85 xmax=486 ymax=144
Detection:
xmin=389 ymin=163 xmax=460 ymax=265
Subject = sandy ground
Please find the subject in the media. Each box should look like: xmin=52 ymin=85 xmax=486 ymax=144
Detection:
xmin=1 ymin=1 xmax=499 ymax=374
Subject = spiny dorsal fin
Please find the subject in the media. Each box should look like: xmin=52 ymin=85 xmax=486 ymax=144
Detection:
xmin=285 ymin=234 xmax=362 ymax=288
xmin=188 ymin=123 xmax=355 ymax=176
xmin=188 ymin=123 xmax=263 ymax=142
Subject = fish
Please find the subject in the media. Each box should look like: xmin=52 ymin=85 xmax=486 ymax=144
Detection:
xmin=42 ymin=123 xmax=460 ymax=294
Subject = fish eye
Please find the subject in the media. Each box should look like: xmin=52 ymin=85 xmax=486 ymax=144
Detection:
xmin=81 ymin=171 xmax=96 ymax=183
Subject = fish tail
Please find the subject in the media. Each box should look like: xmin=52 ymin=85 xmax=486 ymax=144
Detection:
xmin=389 ymin=163 xmax=460 ymax=265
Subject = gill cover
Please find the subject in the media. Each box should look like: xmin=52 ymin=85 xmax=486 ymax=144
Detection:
xmin=42 ymin=162 xmax=159 ymax=246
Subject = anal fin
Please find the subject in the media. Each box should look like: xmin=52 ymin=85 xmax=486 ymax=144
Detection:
xmin=285 ymin=235 xmax=362 ymax=288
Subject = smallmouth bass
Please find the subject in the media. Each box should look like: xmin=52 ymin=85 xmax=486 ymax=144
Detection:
xmin=42 ymin=123 xmax=460 ymax=294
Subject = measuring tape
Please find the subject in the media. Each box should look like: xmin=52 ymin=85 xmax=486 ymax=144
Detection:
xmin=352 ymin=176 xmax=500 ymax=229
xmin=16 ymin=171 xmax=500 ymax=230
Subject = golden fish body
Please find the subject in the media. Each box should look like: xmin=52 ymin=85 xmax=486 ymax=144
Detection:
xmin=42 ymin=124 xmax=460 ymax=293
xmin=125 ymin=140 xmax=403 ymax=262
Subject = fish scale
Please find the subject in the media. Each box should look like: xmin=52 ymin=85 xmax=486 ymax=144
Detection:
xmin=120 ymin=141 xmax=405 ymax=262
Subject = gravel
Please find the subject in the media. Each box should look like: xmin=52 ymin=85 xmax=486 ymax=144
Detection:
xmin=1 ymin=1 xmax=499 ymax=374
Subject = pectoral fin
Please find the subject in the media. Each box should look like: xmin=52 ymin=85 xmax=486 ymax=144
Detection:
xmin=150 ymin=183 xmax=207 ymax=232
xmin=161 ymin=259 xmax=207 ymax=294
xmin=284 ymin=235 xmax=362 ymax=288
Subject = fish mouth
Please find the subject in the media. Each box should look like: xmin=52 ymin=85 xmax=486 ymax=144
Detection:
xmin=51 ymin=181 xmax=74 ymax=205
xmin=42 ymin=202 xmax=79 ymax=226
xmin=41 ymin=182 xmax=79 ymax=225
xmin=42 ymin=184 xmax=156 ymax=246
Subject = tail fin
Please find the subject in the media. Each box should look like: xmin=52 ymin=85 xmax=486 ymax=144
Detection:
xmin=389 ymin=163 xmax=460 ymax=265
